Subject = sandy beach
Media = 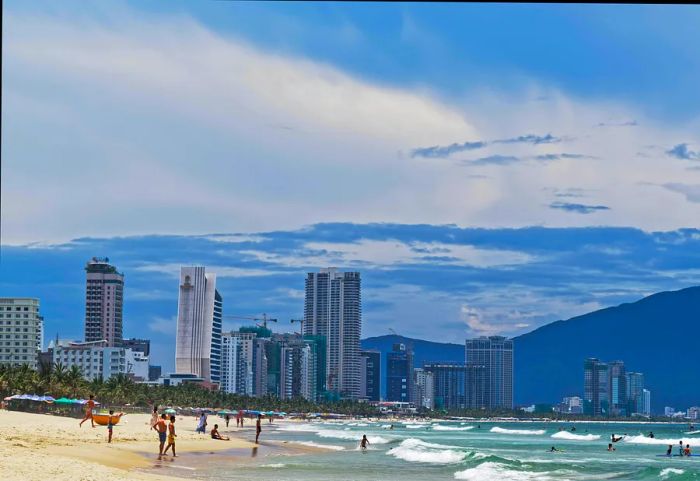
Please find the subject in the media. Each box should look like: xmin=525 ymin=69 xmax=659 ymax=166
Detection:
xmin=0 ymin=410 xmax=259 ymax=481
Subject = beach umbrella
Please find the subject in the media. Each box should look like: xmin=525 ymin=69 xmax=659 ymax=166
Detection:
xmin=163 ymin=408 xmax=176 ymax=414
xmin=54 ymin=397 xmax=73 ymax=404
xmin=40 ymin=395 xmax=55 ymax=402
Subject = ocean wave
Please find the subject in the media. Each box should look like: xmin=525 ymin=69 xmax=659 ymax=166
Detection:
xmin=660 ymin=468 xmax=685 ymax=479
xmin=490 ymin=427 xmax=546 ymax=435
xmin=276 ymin=424 xmax=320 ymax=432
xmin=387 ymin=438 xmax=466 ymax=464
xmin=622 ymin=435 xmax=700 ymax=446
xmin=406 ymin=424 xmax=426 ymax=429
xmin=454 ymin=462 xmax=556 ymax=481
xmin=316 ymin=429 xmax=392 ymax=444
xmin=433 ymin=425 xmax=475 ymax=431
xmin=291 ymin=440 xmax=345 ymax=451
xmin=259 ymin=463 xmax=286 ymax=468
xmin=551 ymin=431 xmax=601 ymax=441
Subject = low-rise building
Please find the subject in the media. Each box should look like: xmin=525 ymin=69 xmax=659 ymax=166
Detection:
xmin=52 ymin=340 xmax=149 ymax=381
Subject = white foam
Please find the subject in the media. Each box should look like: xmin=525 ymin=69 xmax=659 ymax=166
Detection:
xmin=490 ymin=427 xmax=546 ymax=435
xmin=551 ymin=431 xmax=601 ymax=441
xmin=622 ymin=435 xmax=700 ymax=446
xmin=454 ymin=462 xmax=554 ymax=481
xmin=316 ymin=429 xmax=391 ymax=444
xmin=276 ymin=424 xmax=320 ymax=433
xmin=660 ymin=468 xmax=685 ymax=479
xmin=387 ymin=438 xmax=465 ymax=464
xmin=406 ymin=424 xmax=426 ymax=429
xmin=291 ymin=440 xmax=345 ymax=451
xmin=260 ymin=463 xmax=286 ymax=468
xmin=685 ymin=430 xmax=700 ymax=435
xmin=433 ymin=425 xmax=474 ymax=431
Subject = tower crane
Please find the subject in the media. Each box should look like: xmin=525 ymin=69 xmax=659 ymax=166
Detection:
xmin=223 ymin=313 xmax=278 ymax=329
xmin=290 ymin=318 xmax=305 ymax=334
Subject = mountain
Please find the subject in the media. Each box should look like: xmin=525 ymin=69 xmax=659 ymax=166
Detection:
xmin=361 ymin=286 xmax=700 ymax=411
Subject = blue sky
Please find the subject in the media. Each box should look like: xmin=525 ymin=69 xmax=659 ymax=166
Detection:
xmin=2 ymin=2 xmax=700 ymax=370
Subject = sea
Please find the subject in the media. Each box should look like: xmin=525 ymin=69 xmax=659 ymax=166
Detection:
xmin=172 ymin=420 xmax=700 ymax=480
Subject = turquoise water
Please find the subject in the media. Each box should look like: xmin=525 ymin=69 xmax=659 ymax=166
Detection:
xmin=198 ymin=420 xmax=700 ymax=480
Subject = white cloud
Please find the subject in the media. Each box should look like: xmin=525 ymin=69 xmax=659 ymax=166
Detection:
xmin=133 ymin=262 xmax=285 ymax=278
xmin=148 ymin=316 xmax=176 ymax=335
xmin=241 ymin=239 xmax=533 ymax=269
xmin=2 ymin=6 xmax=699 ymax=245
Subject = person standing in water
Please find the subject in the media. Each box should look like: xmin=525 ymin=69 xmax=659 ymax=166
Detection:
xmin=360 ymin=435 xmax=370 ymax=450
xmin=666 ymin=445 xmax=673 ymax=456
xmin=679 ymin=440 xmax=684 ymax=456
xmin=255 ymin=414 xmax=262 ymax=444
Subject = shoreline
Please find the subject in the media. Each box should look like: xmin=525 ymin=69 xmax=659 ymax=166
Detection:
xmin=0 ymin=410 xmax=270 ymax=481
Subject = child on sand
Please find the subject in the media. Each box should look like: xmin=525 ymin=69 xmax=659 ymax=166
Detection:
xmin=163 ymin=415 xmax=177 ymax=457
xmin=107 ymin=410 xmax=116 ymax=443
xmin=79 ymin=394 xmax=96 ymax=428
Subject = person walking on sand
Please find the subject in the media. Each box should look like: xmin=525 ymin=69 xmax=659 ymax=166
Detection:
xmin=255 ymin=414 xmax=262 ymax=444
xmin=79 ymin=394 xmax=96 ymax=428
xmin=150 ymin=405 xmax=159 ymax=431
xmin=196 ymin=412 xmax=207 ymax=434
xmin=156 ymin=413 xmax=168 ymax=457
xmin=163 ymin=415 xmax=177 ymax=457
xmin=360 ymin=435 xmax=370 ymax=451
xmin=225 ymin=413 xmax=230 ymax=428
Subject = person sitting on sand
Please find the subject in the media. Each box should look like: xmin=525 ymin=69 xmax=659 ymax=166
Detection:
xmin=163 ymin=415 xmax=177 ymax=457
xmin=79 ymin=394 xmax=96 ymax=428
xmin=666 ymin=445 xmax=673 ymax=456
xmin=607 ymin=443 xmax=615 ymax=451
xmin=211 ymin=424 xmax=230 ymax=441
xmin=255 ymin=414 xmax=262 ymax=444
xmin=156 ymin=413 xmax=168 ymax=457
xmin=360 ymin=435 xmax=370 ymax=450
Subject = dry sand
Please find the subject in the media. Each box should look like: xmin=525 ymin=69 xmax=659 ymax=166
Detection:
xmin=0 ymin=410 xmax=259 ymax=481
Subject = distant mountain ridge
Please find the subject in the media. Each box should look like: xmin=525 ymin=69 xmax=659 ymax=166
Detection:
xmin=361 ymin=286 xmax=700 ymax=411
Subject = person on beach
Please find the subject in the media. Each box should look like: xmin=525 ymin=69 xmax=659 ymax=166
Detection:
xmin=163 ymin=415 xmax=177 ymax=457
xmin=360 ymin=435 xmax=370 ymax=451
xmin=666 ymin=445 xmax=673 ymax=456
xmin=150 ymin=405 xmax=159 ymax=430
xmin=79 ymin=394 xmax=96 ymax=428
xmin=211 ymin=424 xmax=230 ymax=441
xmin=239 ymin=410 xmax=245 ymax=427
xmin=255 ymin=414 xmax=262 ymax=444
xmin=107 ymin=410 xmax=117 ymax=443
xmin=679 ymin=440 xmax=684 ymax=456
xmin=684 ymin=444 xmax=692 ymax=456
xmin=156 ymin=413 xmax=168 ymax=457
xmin=225 ymin=414 xmax=230 ymax=428
xmin=196 ymin=412 xmax=207 ymax=434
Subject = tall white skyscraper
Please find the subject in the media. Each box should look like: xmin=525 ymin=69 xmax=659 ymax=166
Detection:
xmin=84 ymin=257 xmax=124 ymax=346
xmin=175 ymin=266 xmax=222 ymax=384
xmin=303 ymin=268 xmax=361 ymax=399
xmin=220 ymin=331 xmax=255 ymax=395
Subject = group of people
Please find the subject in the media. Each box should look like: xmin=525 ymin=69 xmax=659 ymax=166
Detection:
xmin=151 ymin=408 xmax=178 ymax=457
xmin=665 ymin=441 xmax=693 ymax=457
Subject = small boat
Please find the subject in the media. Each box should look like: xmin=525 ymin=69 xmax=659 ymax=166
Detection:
xmin=92 ymin=412 xmax=124 ymax=426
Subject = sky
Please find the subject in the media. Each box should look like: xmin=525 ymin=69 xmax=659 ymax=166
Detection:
xmin=2 ymin=1 xmax=700 ymax=371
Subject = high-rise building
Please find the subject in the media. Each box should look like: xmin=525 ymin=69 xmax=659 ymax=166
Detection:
xmin=424 ymin=363 xmax=468 ymax=410
xmin=0 ymin=298 xmax=43 ymax=369
xmin=413 ymin=368 xmax=434 ymax=410
xmin=303 ymin=268 xmax=362 ymax=399
xmin=279 ymin=338 xmax=318 ymax=401
xmin=465 ymin=336 xmax=514 ymax=409
xmin=608 ymin=360 xmax=627 ymax=416
xmin=387 ymin=343 xmax=414 ymax=402
xmin=175 ymin=267 xmax=222 ymax=384
xmin=220 ymin=331 xmax=255 ymax=394
xmin=642 ymin=389 xmax=651 ymax=416
xmin=360 ymin=349 xmax=381 ymax=401
xmin=626 ymin=372 xmax=645 ymax=415
xmin=84 ymin=258 xmax=124 ymax=346
xmin=584 ymin=358 xmax=609 ymax=416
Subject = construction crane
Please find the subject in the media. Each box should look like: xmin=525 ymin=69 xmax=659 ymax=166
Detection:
xmin=388 ymin=328 xmax=398 ymax=336
xmin=290 ymin=318 xmax=305 ymax=334
xmin=223 ymin=313 xmax=278 ymax=329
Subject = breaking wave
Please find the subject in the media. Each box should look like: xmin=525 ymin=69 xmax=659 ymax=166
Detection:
xmin=623 ymin=435 xmax=700 ymax=447
xmin=433 ymin=425 xmax=475 ymax=431
xmin=291 ymin=440 xmax=345 ymax=451
xmin=490 ymin=427 xmax=546 ymax=435
xmin=551 ymin=431 xmax=601 ymax=441
xmin=387 ymin=438 xmax=466 ymax=464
